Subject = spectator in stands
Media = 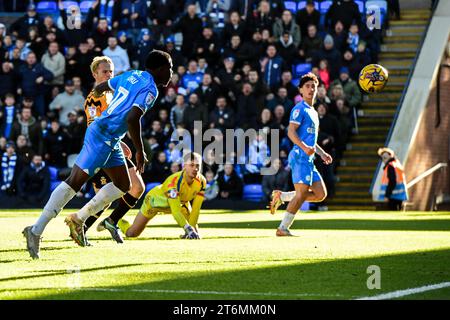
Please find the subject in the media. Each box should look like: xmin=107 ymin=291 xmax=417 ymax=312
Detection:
xmin=65 ymin=111 xmax=85 ymax=154
xmin=267 ymin=87 xmax=293 ymax=114
xmin=215 ymin=57 xmax=239 ymax=100
xmin=318 ymin=59 xmax=331 ymax=89
xmin=209 ymin=96 xmax=236 ymax=133
xmin=236 ymin=82 xmax=257 ymax=130
xmin=317 ymin=103 xmax=340 ymax=155
xmin=17 ymin=154 xmax=50 ymax=206
xmin=296 ymin=0 xmax=320 ymax=38
xmin=165 ymin=142 xmax=182 ymax=164
xmin=194 ymin=26 xmax=220 ymax=67
xmin=117 ymin=31 xmax=134 ymax=60
xmin=325 ymin=0 xmax=361 ymax=30
xmin=245 ymin=133 xmax=270 ymax=183
xmin=119 ymin=0 xmax=148 ymax=44
xmin=315 ymin=84 xmax=331 ymax=106
xmin=163 ymin=36 xmax=186 ymax=70
xmin=103 ymin=36 xmax=130 ymax=75
xmin=148 ymin=151 xmax=171 ymax=183
xmin=27 ymin=27 xmax=46 ymax=60
xmin=69 ymin=42 xmax=96 ymax=91
xmin=134 ymin=28 xmax=155 ymax=70
xmin=276 ymin=32 xmax=297 ymax=66
xmin=328 ymin=83 xmax=346 ymax=116
xmin=273 ymin=10 xmax=301 ymax=48
xmin=223 ymin=11 xmax=247 ymax=45
xmin=40 ymin=16 xmax=64 ymax=43
xmin=222 ymin=35 xmax=253 ymax=70
xmin=183 ymin=93 xmax=209 ymax=133
xmin=49 ymin=80 xmax=85 ymax=126
xmin=299 ymin=24 xmax=323 ymax=63
xmin=0 ymin=94 xmax=18 ymax=139
xmin=262 ymin=158 xmax=289 ymax=202
xmin=194 ymin=73 xmax=220 ymax=112
xmin=261 ymin=45 xmax=284 ymax=91
xmin=0 ymin=141 xmax=17 ymax=195
xmin=41 ymin=42 xmax=66 ymax=88
xmin=91 ymin=18 xmax=113 ymax=50
xmin=44 ymin=119 xmax=69 ymax=168
xmin=204 ymin=170 xmax=219 ymax=201
xmin=329 ymin=67 xmax=361 ymax=111
xmin=335 ymin=98 xmax=352 ymax=157
xmin=207 ymin=0 xmax=232 ymax=35
xmin=235 ymin=0 xmax=258 ymax=21
xmin=181 ymin=60 xmax=204 ymax=96
xmin=147 ymin=120 xmax=169 ymax=148
xmin=158 ymin=87 xmax=177 ymax=112
xmin=88 ymin=0 xmax=121 ymax=30
xmin=15 ymin=134 xmax=34 ymax=169
xmin=10 ymin=4 xmax=40 ymax=39
xmin=248 ymin=1 xmax=274 ymax=33
xmin=18 ymin=52 xmax=54 ymax=117
xmin=331 ymin=21 xmax=347 ymax=53
xmin=314 ymin=35 xmax=341 ymax=80
xmin=388 ymin=0 xmax=401 ymax=20
xmin=9 ymin=105 xmax=43 ymax=156
xmin=355 ymin=41 xmax=371 ymax=69
xmin=58 ymin=1 xmax=86 ymax=47
xmin=172 ymin=4 xmax=203 ymax=58
xmin=277 ymin=70 xmax=298 ymax=101
xmin=217 ymin=163 xmax=243 ymax=200
xmin=170 ymin=95 xmax=187 ymax=130
xmin=360 ymin=13 xmax=382 ymax=63
xmin=0 ymin=62 xmax=19 ymax=99
xmin=149 ymin=0 xmax=179 ymax=44
xmin=347 ymin=23 xmax=360 ymax=54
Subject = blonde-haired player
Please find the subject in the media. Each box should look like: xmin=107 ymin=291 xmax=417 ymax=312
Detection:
xmin=81 ymin=56 xmax=145 ymax=244
xmin=119 ymin=152 xmax=206 ymax=239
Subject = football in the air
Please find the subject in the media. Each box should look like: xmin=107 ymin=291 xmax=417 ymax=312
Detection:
xmin=358 ymin=64 xmax=389 ymax=93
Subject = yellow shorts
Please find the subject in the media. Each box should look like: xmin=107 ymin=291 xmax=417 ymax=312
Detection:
xmin=140 ymin=188 xmax=191 ymax=219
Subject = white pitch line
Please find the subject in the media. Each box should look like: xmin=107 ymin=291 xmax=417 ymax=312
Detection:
xmin=3 ymin=287 xmax=343 ymax=298
xmin=356 ymin=281 xmax=450 ymax=300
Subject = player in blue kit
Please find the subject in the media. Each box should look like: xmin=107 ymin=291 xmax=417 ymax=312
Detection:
xmin=23 ymin=50 xmax=173 ymax=258
xmin=273 ymin=73 xmax=333 ymax=237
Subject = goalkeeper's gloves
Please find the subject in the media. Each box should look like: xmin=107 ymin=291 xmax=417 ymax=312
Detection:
xmin=183 ymin=225 xmax=200 ymax=239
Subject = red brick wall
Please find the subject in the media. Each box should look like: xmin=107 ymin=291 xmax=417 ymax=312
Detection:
xmin=404 ymin=53 xmax=450 ymax=210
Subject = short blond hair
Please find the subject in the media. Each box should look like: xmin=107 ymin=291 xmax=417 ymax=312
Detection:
xmin=90 ymin=56 xmax=113 ymax=74
xmin=183 ymin=152 xmax=202 ymax=170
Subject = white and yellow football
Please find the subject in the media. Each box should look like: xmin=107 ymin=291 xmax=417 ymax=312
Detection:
xmin=358 ymin=64 xmax=389 ymax=93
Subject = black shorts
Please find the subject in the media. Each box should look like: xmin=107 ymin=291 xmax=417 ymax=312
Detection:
xmin=91 ymin=158 xmax=135 ymax=190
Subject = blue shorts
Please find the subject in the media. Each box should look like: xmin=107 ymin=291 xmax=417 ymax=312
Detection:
xmin=74 ymin=125 xmax=125 ymax=176
xmin=289 ymin=150 xmax=322 ymax=186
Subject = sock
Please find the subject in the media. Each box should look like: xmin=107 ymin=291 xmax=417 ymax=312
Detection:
xmin=76 ymin=183 xmax=125 ymax=222
xmin=109 ymin=193 xmax=139 ymax=225
xmin=32 ymin=182 xmax=77 ymax=236
xmin=279 ymin=211 xmax=296 ymax=230
xmin=280 ymin=191 xmax=296 ymax=202
xmin=84 ymin=209 xmax=105 ymax=231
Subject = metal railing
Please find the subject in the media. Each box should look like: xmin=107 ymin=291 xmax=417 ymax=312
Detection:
xmin=406 ymin=162 xmax=447 ymax=189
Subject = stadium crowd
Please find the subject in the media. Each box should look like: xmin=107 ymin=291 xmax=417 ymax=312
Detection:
xmin=0 ymin=0 xmax=383 ymax=207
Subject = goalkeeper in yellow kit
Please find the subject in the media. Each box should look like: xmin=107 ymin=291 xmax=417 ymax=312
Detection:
xmin=118 ymin=152 xmax=206 ymax=239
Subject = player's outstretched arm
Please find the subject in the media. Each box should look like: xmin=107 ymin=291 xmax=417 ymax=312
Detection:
xmin=127 ymin=107 xmax=147 ymax=173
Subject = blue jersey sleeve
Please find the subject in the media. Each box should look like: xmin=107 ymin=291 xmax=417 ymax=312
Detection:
xmin=289 ymin=105 xmax=303 ymax=125
xmin=107 ymin=74 xmax=124 ymax=91
xmin=133 ymin=87 xmax=158 ymax=114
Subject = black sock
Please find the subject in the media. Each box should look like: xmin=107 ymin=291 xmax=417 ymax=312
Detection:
xmin=109 ymin=193 xmax=139 ymax=225
xmin=84 ymin=209 xmax=105 ymax=231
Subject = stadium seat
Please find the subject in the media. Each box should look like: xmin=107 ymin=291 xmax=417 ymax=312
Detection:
xmin=48 ymin=166 xmax=59 ymax=181
xmin=50 ymin=180 xmax=61 ymax=192
xmin=298 ymin=1 xmax=319 ymax=11
xmin=366 ymin=0 xmax=387 ymax=14
xmin=284 ymin=1 xmax=297 ymax=13
xmin=319 ymin=0 xmax=332 ymax=14
xmin=300 ymin=201 xmax=310 ymax=211
xmin=243 ymin=184 xmax=264 ymax=202
xmin=61 ymin=1 xmax=79 ymax=10
xmin=292 ymin=63 xmax=312 ymax=79
xmin=36 ymin=1 xmax=58 ymax=14
xmin=145 ymin=182 xmax=160 ymax=193
xmin=80 ymin=0 xmax=94 ymax=14
xmin=355 ymin=0 xmax=365 ymax=14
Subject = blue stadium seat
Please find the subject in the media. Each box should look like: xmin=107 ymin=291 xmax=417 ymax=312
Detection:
xmin=61 ymin=1 xmax=79 ymax=10
xmin=48 ymin=166 xmax=59 ymax=181
xmin=36 ymin=1 xmax=58 ymax=14
xmin=284 ymin=1 xmax=297 ymax=13
xmin=243 ymin=184 xmax=264 ymax=202
xmin=80 ymin=0 xmax=94 ymax=14
xmin=298 ymin=1 xmax=319 ymax=11
xmin=355 ymin=0 xmax=365 ymax=14
xmin=50 ymin=180 xmax=61 ymax=192
xmin=145 ymin=182 xmax=160 ymax=193
xmin=366 ymin=0 xmax=387 ymax=14
xmin=319 ymin=0 xmax=332 ymax=14
xmin=292 ymin=63 xmax=312 ymax=79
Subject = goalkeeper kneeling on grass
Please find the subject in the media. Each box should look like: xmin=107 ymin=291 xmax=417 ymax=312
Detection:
xmin=118 ymin=152 xmax=206 ymax=239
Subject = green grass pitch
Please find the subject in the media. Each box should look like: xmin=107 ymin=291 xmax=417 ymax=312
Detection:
xmin=0 ymin=209 xmax=449 ymax=300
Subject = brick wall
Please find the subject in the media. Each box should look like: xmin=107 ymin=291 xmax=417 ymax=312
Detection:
xmin=404 ymin=49 xmax=450 ymax=210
